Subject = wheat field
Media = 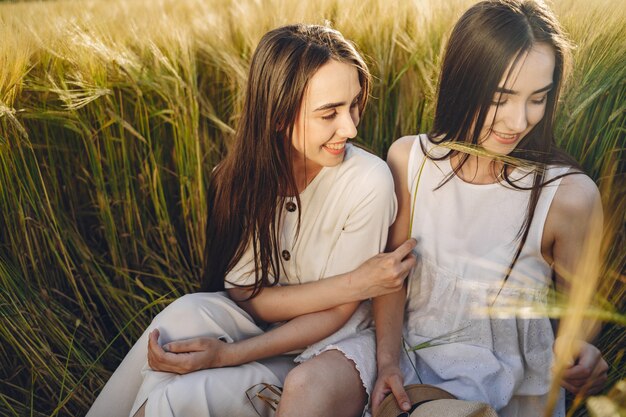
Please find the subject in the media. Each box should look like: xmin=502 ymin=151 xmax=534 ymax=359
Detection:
xmin=0 ymin=0 xmax=624 ymax=415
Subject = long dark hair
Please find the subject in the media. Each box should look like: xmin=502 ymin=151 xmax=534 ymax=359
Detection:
xmin=201 ymin=24 xmax=370 ymax=295
xmin=428 ymin=0 xmax=579 ymax=282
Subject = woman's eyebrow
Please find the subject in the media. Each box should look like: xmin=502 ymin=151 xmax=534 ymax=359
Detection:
xmin=495 ymin=83 xmax=554 ymax=95
xmin=313 ymin=101 xmax=346 ymax=112
xmin=313 ymin=91 xmax=362 ymax=112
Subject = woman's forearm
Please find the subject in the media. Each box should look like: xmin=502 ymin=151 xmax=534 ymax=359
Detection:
xmin=222 ymin=302 xmax=360 ymax=366
xmin=373 ymin=287 xmax=406 ymax=370
xmin=228 ymin=274 xmax=360 ymax=323
xmin=145 ymin=302 xmax=360 ymax=375
xmin=229 ymin=241 xmax=414 ymax=324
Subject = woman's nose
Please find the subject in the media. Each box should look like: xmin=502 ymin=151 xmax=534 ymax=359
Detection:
xmin=337 ymin=112 xmax=358 ymax=139
xmin=504 ymin=103 xmax=529 ymax=132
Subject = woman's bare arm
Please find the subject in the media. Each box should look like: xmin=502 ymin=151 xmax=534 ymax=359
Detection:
xmin=544 ymin=172 xmax=608 ymax=394
xmin=228 ymin=240 xmax=416 ymax=323
xmin=371 ymin=136 xmax=416 ymax=414
xmin=146 ymin=301 xmax=362 ymax=373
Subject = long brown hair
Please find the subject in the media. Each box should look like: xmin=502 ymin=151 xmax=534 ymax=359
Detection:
xmin=201 ymin=24 xmax=370 ymax=295
xmin=428 ymin=0 xmax=580 ymax=283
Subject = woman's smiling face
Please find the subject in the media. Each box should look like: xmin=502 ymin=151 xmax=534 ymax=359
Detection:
xmin=478 ymin=42 xmax=556 ymax=155
xmin=290 ymin=59 xmax=362 ymax=177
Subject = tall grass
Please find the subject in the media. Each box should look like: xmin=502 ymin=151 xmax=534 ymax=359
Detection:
xmin=0 ymin=0 xmax=623 ymax=415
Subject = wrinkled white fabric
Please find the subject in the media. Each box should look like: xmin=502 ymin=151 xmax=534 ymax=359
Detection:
xmin=400 ymin=134 xmax=567 ymax=417
xmin=225 ymin=145 xmax=396 ymax=289
xmin=132 ymin=293 xmax=294 ymax=417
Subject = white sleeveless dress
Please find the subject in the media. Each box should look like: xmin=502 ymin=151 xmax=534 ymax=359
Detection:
xmin=399 ymin=135 xmax=566 ymax=417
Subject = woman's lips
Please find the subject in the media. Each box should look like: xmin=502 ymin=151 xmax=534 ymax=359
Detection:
xmin=323 ymin=141 xmax=346 ymax=155
xmin=492 ymin=130 xmax=520 ymax=145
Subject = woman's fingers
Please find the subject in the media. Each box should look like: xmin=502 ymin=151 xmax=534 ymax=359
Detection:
xmin=384 ymin=239 xmax=417 ymax=279
xmin=147 ymin=329 xmax=162 ymax=365
xmin=560 ymin=341 xmax=609 ymax=395
xmin=387 ymin=240 xmax=416 ymax=290
xmin=164 ymin=338 xmax=205 ymax=353
xmin=147 ymin=329 xmax=191 ymax=373
xmin=399 ymin=251 xmax=417 ymax=270
xmin=562 ymin=361 xmax=608 ymax=394
xmin=147 ymin=332 xmax=227 ymax=374
xmin=371 ymin=369 xmax=409 ymax=415
xmin=147 ymin=329 xmax=168 ymax=370
xmin=392 ymin=238 xmax=417 ymax=261
xmin=388 ymin=375 xmax=411 ymax=412
xmin=370 ymin=386 xmax=388 ymax=414
xmin=354 ymin=239 xmax=417 ymax=298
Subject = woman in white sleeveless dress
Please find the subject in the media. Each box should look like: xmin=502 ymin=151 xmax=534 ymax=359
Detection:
xmin=371 ymin=1 xmax=608 ymax=416
xmin=87 ymin=24 xmax=417 ymax=417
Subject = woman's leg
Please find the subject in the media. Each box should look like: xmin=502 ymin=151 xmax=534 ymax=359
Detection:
xmin=87 ymin=292 xmax=284 ymax=417
xmin=277 ymin=350 xmax=367 ymax=417
xmin=131 ymin=292 xmax=295 ymax=417
xmin=86 ymin=324 xmax=153 ymax=417
xmin=136 ymin=356 xmax=293 ymax=417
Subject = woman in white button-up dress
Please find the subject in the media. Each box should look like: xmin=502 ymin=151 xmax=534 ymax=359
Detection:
xmin=87 ymin=24 xmax=416 ymax=417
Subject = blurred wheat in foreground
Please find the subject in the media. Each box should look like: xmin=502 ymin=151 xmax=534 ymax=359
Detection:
xmin=0 ymin=0 xmax=623 ymax=416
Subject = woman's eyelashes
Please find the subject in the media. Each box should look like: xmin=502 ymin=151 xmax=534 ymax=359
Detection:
xmin=321 ymin=101 xmax=359 ymax=120
xmin=321 ymin=111 xmax=338 ymax=120
xmin=490 ymin=95 xmax=548 ymax=106
xmin=490 ymin=93 xmax=509 ymax=106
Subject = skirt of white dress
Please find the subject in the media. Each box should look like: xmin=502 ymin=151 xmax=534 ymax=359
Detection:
xmin=87 ymin=292 xmax=378 ymax=417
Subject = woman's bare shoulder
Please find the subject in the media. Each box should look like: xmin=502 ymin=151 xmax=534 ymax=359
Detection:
xmin=551 ymin=171 xmax=601 ymax=219
xmin=387 ymin=135 xmax=420 ymax=167
xmin=544 ymin=170 xmax=602 ymax=255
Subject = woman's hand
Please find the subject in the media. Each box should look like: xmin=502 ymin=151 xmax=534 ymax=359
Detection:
xmin=147 ymin=329 xmax=231 ymax=374
xmin=371 ymin=364 xmax=411 ymax=416
xmin=229 ymin=239 xmax=417 ymax=325
xmin=555 ymin=337 xmax=609 ymax=395
xmin=350 ymin=238 xmax=417 ymax=299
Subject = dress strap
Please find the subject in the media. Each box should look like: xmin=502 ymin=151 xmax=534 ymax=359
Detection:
xmin=406 ymin=134 xmax=428 ymax=195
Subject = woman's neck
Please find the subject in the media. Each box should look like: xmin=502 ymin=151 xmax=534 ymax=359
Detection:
xmin=452 ymin=154 xmax=505 ymax=185
xmin=292 ymin=157 xmax=323 ymax=194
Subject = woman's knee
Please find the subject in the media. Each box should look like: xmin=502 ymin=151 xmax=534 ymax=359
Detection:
xmin=147 ymin=292 xmax=262 ymax=343
xmin=279 ymin=351 xmax=366 ymax=417
xmin=149 ymin=293 xmax=230 ymax=339
xmin=282 ymin=352 xmax=350 ymax=397
xmin=155 ymin=292 xmax=228 ymax=318
xmin=282 ymin=363 xmax=315 ymax=396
